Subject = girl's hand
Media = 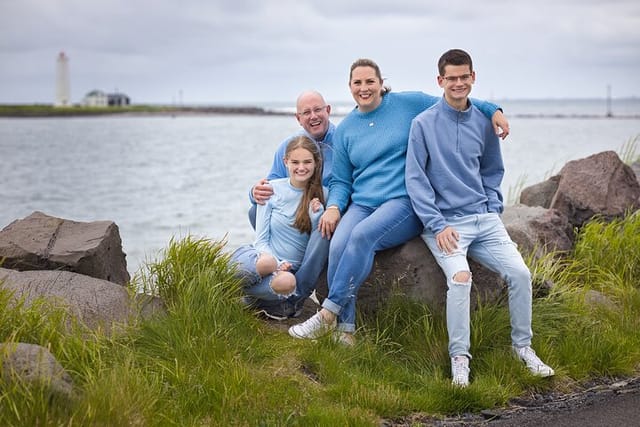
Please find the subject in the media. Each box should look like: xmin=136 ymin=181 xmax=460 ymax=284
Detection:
xmin=310 ymin=197 xmax=322 ymax=213
xmin=278 ymin=261 xmax=292 ymax=272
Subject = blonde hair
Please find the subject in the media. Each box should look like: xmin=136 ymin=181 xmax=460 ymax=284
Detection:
xmin=285 ymin=135 xmax=325 ymax=234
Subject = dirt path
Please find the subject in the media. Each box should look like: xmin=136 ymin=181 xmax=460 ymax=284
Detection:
xmin=388 ymin=376 xmax=640 ymax=426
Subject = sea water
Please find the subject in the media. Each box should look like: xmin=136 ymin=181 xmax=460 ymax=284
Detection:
xmin=1 ymin=99 xmax=639 ymax=274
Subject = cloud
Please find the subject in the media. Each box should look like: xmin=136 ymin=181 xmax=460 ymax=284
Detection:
xmin=1 ymin=0 xmax=639 ymax=104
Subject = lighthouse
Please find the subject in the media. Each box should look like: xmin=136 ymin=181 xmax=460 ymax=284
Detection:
xmin=55 ymin=51 xmax=70 ymax=106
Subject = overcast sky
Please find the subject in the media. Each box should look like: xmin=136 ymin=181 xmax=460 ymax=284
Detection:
xmin=1 ymin=0 xmax=639 ymax=105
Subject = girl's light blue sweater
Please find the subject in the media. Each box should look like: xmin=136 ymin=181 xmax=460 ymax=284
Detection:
xmin=254 ymin=178 xmax=327 ymax=270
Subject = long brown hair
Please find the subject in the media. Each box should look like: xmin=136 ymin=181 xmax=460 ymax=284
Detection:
xmin=285 ymin=135 xmax=325 ymax=234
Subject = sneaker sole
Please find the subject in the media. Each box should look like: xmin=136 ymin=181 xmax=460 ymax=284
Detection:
xmin=256 ymin=309 xmax=289 ymax=321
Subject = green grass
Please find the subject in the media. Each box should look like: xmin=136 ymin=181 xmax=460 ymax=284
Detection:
xmin=1 ymin=214 xmax=639 ymax=425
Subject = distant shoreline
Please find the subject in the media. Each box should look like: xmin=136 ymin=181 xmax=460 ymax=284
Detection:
xmin=0 ymin=104 xmax=639 ymax=119
xmin=0 ymin=105 xmax=291 ymax=118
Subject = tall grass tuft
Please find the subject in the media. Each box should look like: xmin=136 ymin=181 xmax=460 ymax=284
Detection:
xmin=618 ymin=134 xmax=639 ymax=164
xmin=136 ymin=235 xmax=236 ymax=305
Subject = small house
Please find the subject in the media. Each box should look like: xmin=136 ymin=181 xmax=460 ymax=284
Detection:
xmin=83 ymin=90 xmax=108 ymax=107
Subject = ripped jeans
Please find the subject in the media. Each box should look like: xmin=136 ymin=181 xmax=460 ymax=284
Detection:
xmin=230 ymin=245 xmax=295 ymax=302
xmin=421 ymin=213 xmax=533 ymax=359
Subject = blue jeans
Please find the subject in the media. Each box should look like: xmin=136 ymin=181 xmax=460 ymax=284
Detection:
xmin=322 ymin=197 xmax=423 ymax=333
xmin=245 ymin=207 xmax=330 ymax=314
xmin=421 ymin=213 xmax=533 ymax=359
xmin=287 ymin=227 xmax=330 ymax=309
xmin=247 ymin=204 xmax=258 ymax=230
xmin=230 ymin=245 xmax=294 ymax=302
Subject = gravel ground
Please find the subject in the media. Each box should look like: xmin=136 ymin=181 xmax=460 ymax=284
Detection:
xmin=387 ymin=375 xmax=640 ymax=426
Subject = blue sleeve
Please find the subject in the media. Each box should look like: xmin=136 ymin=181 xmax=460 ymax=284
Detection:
xmin=479 ymin=132 xmax=505 ymax=214
xmin=405 ymin=118 xmax=448 ymax=235
xmin=470 ymin=98 xmax=500 ymax=120
xmin=419 ymin=92 xmax=441 ymax=109
xmin=327 ymin=128 xmax=353 ymax=211
xmin=248 ymin=137 xmax=291 ymax=203
xmin=254 ymin=201 xmax=274 ymax=254
xmin=418 ymin=91 xmax=501 ymax=119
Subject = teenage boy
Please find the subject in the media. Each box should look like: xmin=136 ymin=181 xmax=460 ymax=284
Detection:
xmin=405 ymin=49 xmax=554 ymax=387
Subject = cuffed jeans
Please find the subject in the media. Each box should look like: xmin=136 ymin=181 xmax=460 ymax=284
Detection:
xmin=421 ymin=212 xmax=533 ymax=359
xmin=322 ymin=197 xmax=423 ymax=333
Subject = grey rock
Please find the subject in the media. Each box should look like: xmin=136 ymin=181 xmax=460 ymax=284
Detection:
xmin=0 ymin=268 xmax=134 ymax=333
xmin=631 ymin=160 xmax=640 ymax=186
xmin=0 ymin=342 xmax=73 ymax=399
xmin=584 ymin=289 xmax=617 ymax=311
xmin=519 ymin=175 xmax=560 ymax=209
xmin=502 ymin=204 xmax=575 ymax=259
xmin=314 ymin=237 xmax=505 ymax=314
xmin=0 ymin=211 xmax=130 ymax=285
xmin=521 ymin=151 xmax=640 ymax=227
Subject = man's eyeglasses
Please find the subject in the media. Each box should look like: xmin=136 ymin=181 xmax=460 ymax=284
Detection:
xmin=442 ymin=74 xmax=472 ymax=83
xmin=298 ymin=106 xmax=327 ymax=118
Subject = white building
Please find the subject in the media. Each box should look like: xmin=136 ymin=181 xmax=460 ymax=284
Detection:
xmin=83 ymin=90 xmax=109 ymax=107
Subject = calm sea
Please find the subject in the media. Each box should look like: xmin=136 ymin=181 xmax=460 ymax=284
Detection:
xmin=1 ymin=98 xmax=639 ymax=275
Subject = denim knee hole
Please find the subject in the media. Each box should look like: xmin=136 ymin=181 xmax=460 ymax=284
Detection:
xmin=269 ymin=272 xmax=296 ymax=296
xmin=452 ymin=271 xmax=472 ymax=285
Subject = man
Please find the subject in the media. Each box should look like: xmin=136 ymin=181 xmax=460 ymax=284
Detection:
xmin=405 ymin=49 xmax=554 ymax=387
xmin=246 ymin=90 xmax=335 ymax=320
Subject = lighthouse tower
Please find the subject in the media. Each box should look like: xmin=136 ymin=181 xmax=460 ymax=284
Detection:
xmin=55 ymin=51 xmax=70 ymax=106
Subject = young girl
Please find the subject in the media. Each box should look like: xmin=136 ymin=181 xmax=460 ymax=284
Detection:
xmin=231 ymin=135 xmax=327 ymax=318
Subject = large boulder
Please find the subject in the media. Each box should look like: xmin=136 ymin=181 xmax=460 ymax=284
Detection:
xmin=519 ymin=176 xmax=560 ymax=210
xmin=0 ymin=342 xmax=73 ymax=399
xmin=631 ymin=160 xmax=640 ymax=186
xmin=0 ymin=211 xmax=130 ymax=285
xmin=520 ymin=151 xmax=640 ymax=227
xmin=313 ymin=204 xmax=576 ymax=315
xmin=502 ymin=204 xmax=575 ymax=258
xmin=313 ymin=237 xmax=506 ymax=315
xmin=0 ymin=268 xmax=139 ymax=333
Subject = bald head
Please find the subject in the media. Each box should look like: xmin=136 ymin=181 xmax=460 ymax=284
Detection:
xmin=296 ymin=90 xmax=326 ymax=109
xmin=295 ymin=90 xmax=331 ymax=141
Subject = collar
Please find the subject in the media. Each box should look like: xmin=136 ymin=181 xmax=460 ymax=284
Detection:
xmin=440 ymin=96 xmax=472 ymax=122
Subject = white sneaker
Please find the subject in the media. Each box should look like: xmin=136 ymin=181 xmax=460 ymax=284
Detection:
xmin=513 ymin=346 xmax=555 ymax=377
xmin=288 ymin=311 xmax=335 ymax=340
xmin=451 ymin=355 xmax=470 ymax=387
